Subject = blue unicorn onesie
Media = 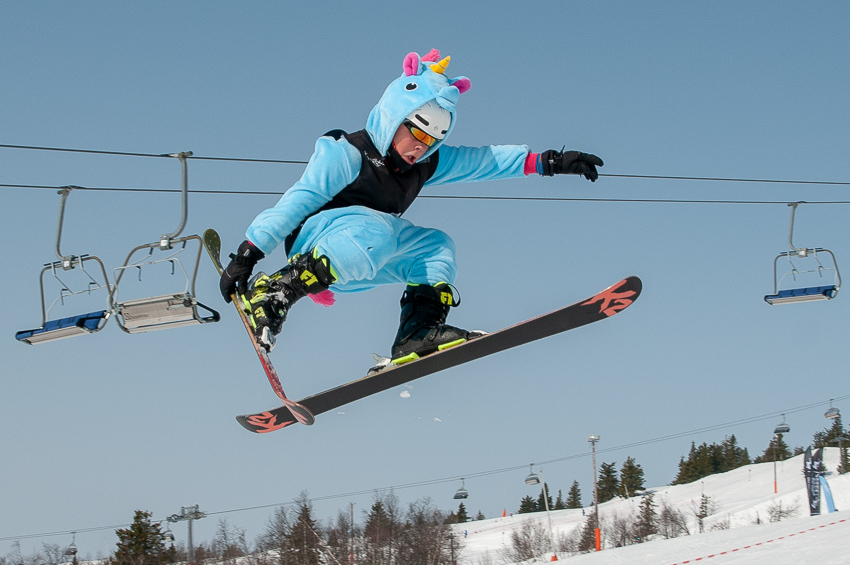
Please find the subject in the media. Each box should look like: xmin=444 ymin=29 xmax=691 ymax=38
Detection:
xmin=219 ymin=49 xmax=603 ymax=362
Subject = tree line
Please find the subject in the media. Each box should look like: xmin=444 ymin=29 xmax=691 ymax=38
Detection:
xmin=11 ymin=492 xmax=464 ymax=565
xmin=512 ymin=415 xmax=848 ymax=516
xmin=3 ymin=416 xmax=845 ymax=565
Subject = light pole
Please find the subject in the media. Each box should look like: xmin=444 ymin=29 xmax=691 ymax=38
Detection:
xmin=167 ymin=505 xmax=206 ymax=564
xmin=524 ymin=464 xmax=556 ymax=559
xmin=773 ymin=415 xmax=790 ymax=494
xmin=349 ymin=501 xmax=355 ymax=565
xmin=588 ymin=435 xmax=601 ymax=552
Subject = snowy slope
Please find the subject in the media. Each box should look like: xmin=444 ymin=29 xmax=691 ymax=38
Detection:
xmin=455 ymin=448 xmax=849 ymax=564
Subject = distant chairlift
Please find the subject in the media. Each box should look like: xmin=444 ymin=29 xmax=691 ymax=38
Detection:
xmin=764 ymin=202 xmax=841 ymax=305
xmin=16 ymin=187 xmax=113 ymax=344
xmin=454 ymin=478 xmax=469 ymax=500
xmin=110 ymin=152 xmax=219 ymax=333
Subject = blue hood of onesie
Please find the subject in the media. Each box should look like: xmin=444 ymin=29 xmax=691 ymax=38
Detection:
xmin=366 ymin=49 xmax=471 ymax=161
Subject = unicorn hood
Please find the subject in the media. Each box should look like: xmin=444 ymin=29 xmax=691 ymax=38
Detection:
xmin=366 ymin=49 xmax=471 ymax=160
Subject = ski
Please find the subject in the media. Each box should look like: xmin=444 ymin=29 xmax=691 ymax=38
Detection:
xmin=202 ymin=229 xmax=315 ymax=425
xmin=236 ymin=275 xmax=642 ymax=433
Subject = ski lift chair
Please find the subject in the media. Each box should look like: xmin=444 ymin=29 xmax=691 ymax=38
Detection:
xmin=110 ymin=152 xmax=219 ymax=333
xmin=454 ymin=478 xmax=469 ymax=500
xmin=764 ymin=203 xmax=841 ymax=305
xmin=16 ymin=187 xmax=112 ymax=344
xmin=62 ymin=533 xmax=78 ymax=560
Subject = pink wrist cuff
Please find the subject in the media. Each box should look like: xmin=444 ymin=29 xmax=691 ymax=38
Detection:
xmin=524 ymin=152 xmax=539 ymax=176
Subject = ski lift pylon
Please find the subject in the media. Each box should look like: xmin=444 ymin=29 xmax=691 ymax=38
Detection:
xmin=16 ymin=187 xmax=112 ymax=344
xmin=764 ymin=202 xmax=841 ymax=305
xmin=110 ymin=152 xmax=219 ymax=333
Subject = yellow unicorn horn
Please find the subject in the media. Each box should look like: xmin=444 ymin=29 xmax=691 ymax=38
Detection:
xmin=430 ymin=56 xmax=451 ymax=74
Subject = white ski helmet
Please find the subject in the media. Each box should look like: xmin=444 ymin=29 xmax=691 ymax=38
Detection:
xmin=405 ymin=100 xmax=452 ymax=142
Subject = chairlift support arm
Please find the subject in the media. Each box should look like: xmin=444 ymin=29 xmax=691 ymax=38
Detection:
xmin=54 ymin=186 xmax=86 ymax=269
xmin=787 ymin=202 xmax=807 ymax=255
xmin=160 ymin=151 xmax=193 ymax=249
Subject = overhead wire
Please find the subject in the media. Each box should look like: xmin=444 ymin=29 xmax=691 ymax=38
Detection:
xmin=2 ymin=183 xmax=850 ymax=206
xmin=1 ymin=143 xmax=849 ymax=201
xmin=0 ymin=143 xmax=308 ymax=164
xmin=2 ymin=393 xmax=846 ymax=545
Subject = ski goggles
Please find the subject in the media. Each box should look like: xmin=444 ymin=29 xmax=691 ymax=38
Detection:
xmin=403 ymin=120 xmax=440 ymax=147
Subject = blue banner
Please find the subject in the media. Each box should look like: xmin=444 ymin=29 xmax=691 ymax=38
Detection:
xmin=819 ymin=475 xmax=837 ymax=513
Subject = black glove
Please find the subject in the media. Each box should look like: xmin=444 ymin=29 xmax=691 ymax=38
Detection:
xmin=539 ymin=150 xmax=604 ymax=181
xmin=219 ymin=240 xmax=265 ymax=303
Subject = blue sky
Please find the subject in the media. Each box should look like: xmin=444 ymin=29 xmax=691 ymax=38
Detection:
xmin=2 ymin=1 xmax=849 ymax=557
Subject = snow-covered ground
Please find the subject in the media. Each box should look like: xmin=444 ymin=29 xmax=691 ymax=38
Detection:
xmin=454 ymin=448 xmax=849 ymax=564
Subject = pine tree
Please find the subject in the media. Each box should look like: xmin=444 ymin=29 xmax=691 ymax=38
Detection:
xmin=693 ymin=493 xmax=714 ymax=533
xmin=286 ymin=492 xmax=321 ymax=565
xmin=576 ymin=510 xmax=598 ymax=553
xmin=364 ymin=499 xmax=388 ymax=539
xmin=518 ymin=495 xmax=537 ymax=514
xmin=456 ymin=502 xmax=469 ymax=523
xmin=673 ymin=436 xmax=752 ymax=484
xmin=364 ymin=498 xmax=391 ymax=564
xmin=596 ymin=462 xmax=620 ymax=503
xmin=634 ymin=493 xmax=657 ymax=542
xmin=814 ymin=414 xmax=849 ymax=474
xmin=620 ymin=456 xmax=645 ymax=498
xmin=720 ymin=435 xmax=751 ymax=470
xmin=566 ymin=480 xmax=582 ymax=509
xmin=753 ymin=433 xmax=791 ymax=464
xmin=673 ymin=442 xmax=714 ymax=484
xmin=553 ymin=489 xmax=566 ymax=510
xmin=475 ymin=510 xmax=486 ymax=521
xmin=363 ymin=492 xmax=402 ymax=565
xmin=113 ymin=510 xmax=168 ymax=565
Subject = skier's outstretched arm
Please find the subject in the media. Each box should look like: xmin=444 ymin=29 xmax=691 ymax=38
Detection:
xmin=427 ymin=145 xmax=603 ymax=186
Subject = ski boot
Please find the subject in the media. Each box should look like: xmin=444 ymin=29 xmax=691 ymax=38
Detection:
xmin=390 ymin=282 xmax=482 ymax=364
xmin=244 ymin=251 xmax=335 ymax=351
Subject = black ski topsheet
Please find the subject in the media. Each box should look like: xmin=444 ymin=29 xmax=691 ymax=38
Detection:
xmin=236 ymin=276 xmax=642 ymax=433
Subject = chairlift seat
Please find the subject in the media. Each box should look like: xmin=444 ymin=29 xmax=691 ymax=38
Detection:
xmin=765 ymin=204 xmax=841 ymax=306
xmin=16 ymin=310 xmax=109 ymax=345
xmin=764 ymin=285 xmax=838 ymax=305
xmin=115 ymin=292 xmax=219 ymax=333
xmin=454 ymin=488 xmax=469 ymax=500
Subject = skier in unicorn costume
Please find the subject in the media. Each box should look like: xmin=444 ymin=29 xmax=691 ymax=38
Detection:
xmin=220 ymin=49 xmax=603 ymax=362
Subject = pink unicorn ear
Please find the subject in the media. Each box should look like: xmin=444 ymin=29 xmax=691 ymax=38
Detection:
xmin=452 ymin=77 xmax=471 ymax=94
xmin=421 ymin=48 xmax=441 ymax=63
xmin=403 ymin=52 xmax=420 ymax=76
